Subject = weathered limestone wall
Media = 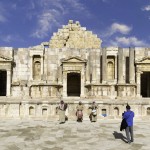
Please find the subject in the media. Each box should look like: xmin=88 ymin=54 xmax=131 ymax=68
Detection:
xmin=0 ymin=47 xmax=13 ymax=58
xmin=47 ymin=48 xmax=58 ymax=83
xmin=0 ymin=99 xmax=150 ymax=119
xmin=1 ymin=20 xmax=150 ymax=119
xmin=11 ymin=48 xmax=30 ymax=97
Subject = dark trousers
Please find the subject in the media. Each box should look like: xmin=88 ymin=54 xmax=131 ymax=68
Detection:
xmin=125 ymin=126 xmax=134 ymax=142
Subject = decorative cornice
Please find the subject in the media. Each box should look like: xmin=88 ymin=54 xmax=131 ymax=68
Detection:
xmin=61 ymin=56 xmax=87 ymax=63
xmin=0 ymin=54 xmax=12 ymax=62
xmin=136 ymin=56 xmax=150 ymax=64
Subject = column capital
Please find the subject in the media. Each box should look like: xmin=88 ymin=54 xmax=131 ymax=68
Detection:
xmin=136 ymin=70 xmax=143 ymax=74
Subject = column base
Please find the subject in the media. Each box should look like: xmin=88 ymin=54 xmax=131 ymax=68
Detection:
xmin=136 ymin=94 xmax=142 ymax=98
xmin=80 ymin=95 xmax=85 ymax=98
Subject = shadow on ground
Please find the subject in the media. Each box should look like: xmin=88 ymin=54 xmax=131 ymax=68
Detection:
xmin=113 ymin=131 xmax=127 ymax=143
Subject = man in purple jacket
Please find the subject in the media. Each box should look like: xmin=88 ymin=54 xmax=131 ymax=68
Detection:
xmin=123 ymin=104 xmax=134 ymax=144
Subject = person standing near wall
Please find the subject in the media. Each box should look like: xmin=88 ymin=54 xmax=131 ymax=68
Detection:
xmin=123 ymin=104 xmax=134 ymax=144
xmin=56 ymin=100 xmax=68 ymax=124
xmin=89 ymin=101 xmax=98 ymax=122
xmin=76 ymin=101 xmax=84 ymax=122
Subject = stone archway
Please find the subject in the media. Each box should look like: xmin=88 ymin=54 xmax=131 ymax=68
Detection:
xmin=0 ymin=70 xmax=7 ymax=96
xmin=114 ymin=107 xmax=119 ymax=116
xmin=147 ymin=107 xmax=150 ymax=116
xmin=29 ymin=106 xmax=35 ymax=115
xmin=102 ymin=109 xmax=107 ymax=117
xmin=67 ymin=73 xmax=81 ymax=96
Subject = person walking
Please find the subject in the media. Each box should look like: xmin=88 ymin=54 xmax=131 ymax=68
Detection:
xmin=123 ymin=104 xmax=134 ymax=144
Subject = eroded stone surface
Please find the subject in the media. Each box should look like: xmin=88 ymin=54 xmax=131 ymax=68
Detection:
xmin=0 ymin=120 xmax=150 ymax=150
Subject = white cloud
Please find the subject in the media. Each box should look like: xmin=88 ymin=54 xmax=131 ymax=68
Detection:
xmin=0 ymin=14 xmax=6 ymax=22
xmin=142 ymin=5 xmax=150 ymax=11
xmin=110 ymin=23 xmax=132 ymax=35
xmin=0 ymin=3 xmax=7 ymax=23
xmin=31 ymin=0 xmax=90 ymax=38
xmin=65 ymin=0 xmax=87 ymax=12
xmin=102 ymin=23 xmax=132 ymax=38
xmin=102 ymin=0 xmax=109 ymax=3
xmin=110 ymin=36 xmax=147 ymax=47
xmin=0 ymin=34 xmax=23 ymax=43
xmin=32 ymin=9 xmax=61 ymax=38
xmin=3 ymin=35 xmax=13 ymax=43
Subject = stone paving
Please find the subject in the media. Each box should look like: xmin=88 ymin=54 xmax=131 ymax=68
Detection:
xmin=0 ymin=119 xmax=150 ymax=150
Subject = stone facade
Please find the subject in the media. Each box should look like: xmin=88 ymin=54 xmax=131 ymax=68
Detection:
xmin=0 ymin=20 xmax=150 ymax=119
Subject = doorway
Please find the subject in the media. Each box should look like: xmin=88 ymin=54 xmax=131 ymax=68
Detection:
xmin=141 ymin=72 xmax=150 ymax=97
xmin=67 ymin=73 xmax=81 ymax=96
xmin=0 ymin=70 xmax=7 ymax=96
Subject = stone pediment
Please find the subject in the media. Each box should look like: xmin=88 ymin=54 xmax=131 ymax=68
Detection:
xmin=136 ymin=56 xmax=150 ymax=64
xmin=0 ymin=54 xmax=12 ymax=62
xmin=62 ymin=56 xmax=87 ymax=63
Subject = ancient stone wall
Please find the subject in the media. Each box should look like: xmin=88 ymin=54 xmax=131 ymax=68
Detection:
xmin=0 ymin=20 xmax=150 ymax=119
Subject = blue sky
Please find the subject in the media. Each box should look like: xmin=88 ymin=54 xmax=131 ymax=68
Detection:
xmin=0 ymin=0 xmax=150 ymax=48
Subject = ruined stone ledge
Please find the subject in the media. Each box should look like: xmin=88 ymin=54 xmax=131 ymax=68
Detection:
xmin=0 ymin=98 xmax=150 ymax=105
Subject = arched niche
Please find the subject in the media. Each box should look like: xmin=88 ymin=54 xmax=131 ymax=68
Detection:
xmin=107 ymin=56 xmax=115 ymax=81
xmin=102 ymin=109 xmax=107 ymax=117
xmin=114 ymin=107 xmax=119 ymax=116
xmin=147 ymin=107 xmax=150 ymax=116
xmin=33 ymin=55 xmax=41 ymax=80
xmin=42 ymin=108 xmax=48 ymax=116
xmin=29 ymin=106 xmax=35 ymax=115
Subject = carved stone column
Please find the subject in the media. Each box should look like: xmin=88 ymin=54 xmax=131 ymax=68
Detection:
xmin=114 ymin=56 xmax=117 ymax=83
xmin=41 ymin=56 xmax=43 ymax=79
xmin=86 ymin=57 xmax=90 ymax=84
xmin=129 ymin=47 xmax=135 ymax=83
xmin=118 ymin=47 xmax=124 ymax=83
xmin=29 ymin=55 xmax=33 ymax=80
xmin=6 ymin=70 xmax=11 ymax=97
xmin=63 ymin=71 xmax=67 ymax=97
xmin=136 ymin=71 xmax=142 ymax=97
xmin=91 ymin=51 xmax=96 ymax=84
xmin=102 ymin=48 xmax=107 ymax=83
xmin=80 ymin=67 xmax=85 ymax=97
xmin=58 ymin=66 xmax=62 ymax=84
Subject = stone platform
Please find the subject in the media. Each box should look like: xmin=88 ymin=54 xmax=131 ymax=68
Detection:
xmin=0 ymin=119 xmax=149 ymax=150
